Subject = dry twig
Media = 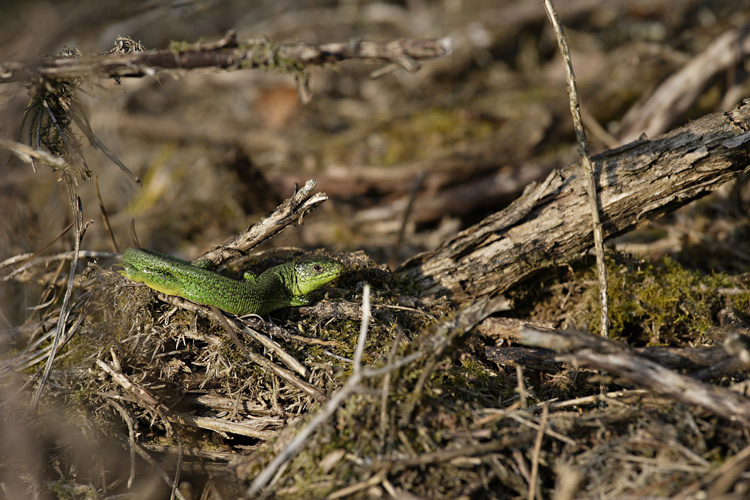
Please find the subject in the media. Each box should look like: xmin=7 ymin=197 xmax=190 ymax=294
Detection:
xmin=0 ymin=34 xmax=451 ymax=84
xmin=209 ymin=305 xmax=325 ymax=402
xmin=517 ymin=325 xmax=750 ymax=426
xmin=97 ymin=358 xmax=186 ymax=500
xmin=0 ymin=137 xmax=66 ymax=168
xmin=542 ymin=0 xmax=609 ymax=337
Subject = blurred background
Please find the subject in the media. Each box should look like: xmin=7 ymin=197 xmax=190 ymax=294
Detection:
xmin=1 ymin=0 xmax=749 ymax=318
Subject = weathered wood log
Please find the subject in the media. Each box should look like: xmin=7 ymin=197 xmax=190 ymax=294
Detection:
xmin=400 ymin=100 xmax=750 ymax=302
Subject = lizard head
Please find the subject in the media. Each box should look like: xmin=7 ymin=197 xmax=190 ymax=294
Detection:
xmin=290 ymin=257 xmax=344 ymax=296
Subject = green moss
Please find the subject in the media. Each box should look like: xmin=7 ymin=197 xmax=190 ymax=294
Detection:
xmin=167 ymin=39 xmax=197 ymax=54
xmin=379 ymin=107 xmax=494 ymax=165
xmin=585 ymin=254 xmax=737 ymax=345
xmin=318 ymin=106 xmax=496 ymax=167
xmin=239 ymin=38 xmax=306 ymax=74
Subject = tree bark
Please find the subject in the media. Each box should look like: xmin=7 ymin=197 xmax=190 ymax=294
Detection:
xmin=399 ymin=100 xmax=750 ymax=302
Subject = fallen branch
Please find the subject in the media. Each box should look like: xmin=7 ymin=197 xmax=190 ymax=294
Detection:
xmin=514 ymin=325 xmax=750 ymax=427
xmin=400 ymin=100 xmax=750 ymax=303
xmin=481 ymin=317 xmax=750 ymax=378
xmin=0 ymin=33 xmax=452 ymax=84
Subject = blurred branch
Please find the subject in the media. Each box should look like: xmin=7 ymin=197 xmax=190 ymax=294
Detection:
xmin=619 ymin=24 xmax=750 ymax=144
xmin=0 ymin=32 xmax=452 ymax=84
xmin=0 ymin=137 xmax=66 ymax=168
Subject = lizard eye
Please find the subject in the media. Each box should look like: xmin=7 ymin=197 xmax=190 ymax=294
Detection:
xmin=313 ymin=264 xmax=322 ymax=272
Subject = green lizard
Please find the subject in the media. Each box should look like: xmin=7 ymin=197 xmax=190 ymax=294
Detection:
xmin=119 ymin=247 xmax=343 ymax=316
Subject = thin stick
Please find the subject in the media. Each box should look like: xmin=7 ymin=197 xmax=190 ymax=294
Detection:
xmin=197 ymin=179 xmax=327 ymax=265
xmin=519 ymin=325 xmax=750 ymax=426
xmin=129 ymin=219 xmax=141 ymax=248
xmin=34 ymin=258 xmax=66 ymax=315
xmin=528 ymin=404 xmax=549 ymax=500
xmin=541 ymin=0 xmax=609 ymax=337
xmin=5 ymin=222 xmax=73 ymax=269
xmin=72 ymin=110 xmax=142 ymax=186
xmin=247 ymin=355 xmax=367 ymax=497
xmin=107 ymin=400 xmax=137 ymax=488
xmin=379 ymin=328 xmax=404 ymax=447
xmin=353 ymin=284 xmax=371 ymax=374
xmin=170 ymin=412 xmax=274 ymax=440
xmin=131 ymin=440 xmax=188 ymax=500
xmin=0 ymin=249 xmax=118 ymax=281
xmin=515 ymin=365 xmax=528 ymax=409
xmin=97 ymin=359 xmax=184 ymax=500
xmin=234 ymin=319 xmax=309 ymax=378
xmin=674 ymin=441 xmax=750 ymax=499
xmin=0 ymin=36 xmax=452 ymax=84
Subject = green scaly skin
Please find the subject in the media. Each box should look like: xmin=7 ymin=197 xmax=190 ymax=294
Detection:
xmin=119 ymin=248 xmax=343 ymax=316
